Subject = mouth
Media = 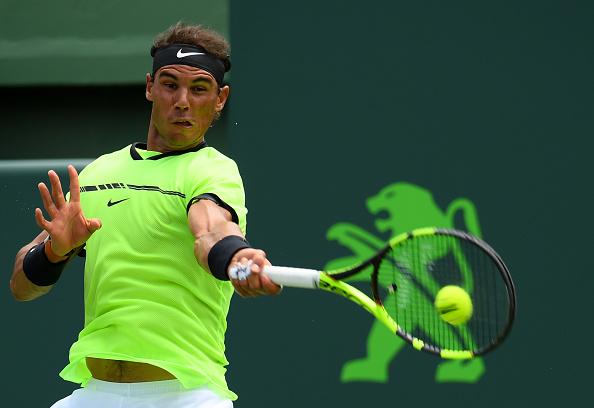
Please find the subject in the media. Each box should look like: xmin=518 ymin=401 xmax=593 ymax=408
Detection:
xmin=172 ymin=119 xmax=194 ymax=128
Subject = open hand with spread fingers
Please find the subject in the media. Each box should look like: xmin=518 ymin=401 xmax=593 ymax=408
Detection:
xmin=35 ymin=165 xmax=102 ymax=257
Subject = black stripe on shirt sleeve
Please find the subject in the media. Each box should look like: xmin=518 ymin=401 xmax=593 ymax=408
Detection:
xmin=187 ymin=193 xmax=240 ymax=224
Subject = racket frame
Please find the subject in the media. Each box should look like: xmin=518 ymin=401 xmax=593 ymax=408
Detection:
xmin=262 ymin=227 xmax=516 ymax=360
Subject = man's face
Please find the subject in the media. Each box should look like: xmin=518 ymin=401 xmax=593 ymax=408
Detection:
xmin=146 ymin=64 xmax=229 ymax=150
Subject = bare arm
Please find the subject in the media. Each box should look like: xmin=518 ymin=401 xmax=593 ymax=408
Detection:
xmin=10 ymin=166 xmax=102 ymax=301
xmin=10 ymin=231 xmax=52 ymax=301
xmin=188 ymin=199 xmax=280 ymax=297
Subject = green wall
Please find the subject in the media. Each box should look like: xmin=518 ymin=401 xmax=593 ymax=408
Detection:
xmin=0 ymin=0 xmax=229 ymax=85
xmin=2 ymin=1 xmax=592 ymax=407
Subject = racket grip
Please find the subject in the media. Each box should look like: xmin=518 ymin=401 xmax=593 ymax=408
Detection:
xmin=261 ymin=266 xmax=320 ymax=289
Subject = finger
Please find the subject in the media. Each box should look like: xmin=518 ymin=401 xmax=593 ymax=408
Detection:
xmin=237 ymin=273 xmax=252 ymax=290
xmin=87 ymin=218 xmax=102 ymax=233
xmin=48 ymin=170 xmax=66 ymax=208
xmin=250 ymin=257 xmax=281 ymax=295
xmin=68 ymin=165 xmax=81 ymax=203
xmin=231 ymin=258 xmax=252 ymax=281
xmin=34 ymin=208 xmax=49 ymax=231
xmin=251 ymin=252 xmax=269 ymax=272
xmin=232 ymin=267 xmax=267 ymax=297
xmin=234 ymin=260 xmax=261 ymax=289
xmin=250 ymin=261 xmax=262 ymax=274
xmin=260 ymin=274 xmax=283 ymax=295
xmin=236 ymin=272 xmax=265 ymax=296
xmin=232 ymin=280 xmax=259 ymax=298
xmin=246 ymin=265 xmax=263 ymax=292
xmin=38 ymin=182 xmax=58 ymax=218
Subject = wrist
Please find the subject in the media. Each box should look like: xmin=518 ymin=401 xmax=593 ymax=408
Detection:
xmin=23 ymin=242 xmax=68 ymax=286
xmin=208 ymin=235 xmax=252 ymax=281
xmin=43 ymin=238 xmax=71 ymax=263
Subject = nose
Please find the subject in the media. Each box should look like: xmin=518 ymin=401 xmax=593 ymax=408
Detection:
xmin=174 ymin=89 xmax=190 ymax=111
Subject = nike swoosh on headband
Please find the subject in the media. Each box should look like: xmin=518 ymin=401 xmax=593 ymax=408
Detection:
xmin=153 ymin=44 xmax=228 ymax=85
xmin=177 ymin=49 xmax=206 ymax=58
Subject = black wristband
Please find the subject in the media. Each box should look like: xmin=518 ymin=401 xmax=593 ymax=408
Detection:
xmin=22 ymin=243 xmax=68 ymax=286
xmin=208 ymin=235 xmax=251 ymax=281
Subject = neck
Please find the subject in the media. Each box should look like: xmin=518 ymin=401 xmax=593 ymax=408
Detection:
xmin=146 ymin=124 xmax=205 ymax=153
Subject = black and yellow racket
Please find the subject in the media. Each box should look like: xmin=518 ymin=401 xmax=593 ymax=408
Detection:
xmin=256 ymin=228 xmax=516 ymax=359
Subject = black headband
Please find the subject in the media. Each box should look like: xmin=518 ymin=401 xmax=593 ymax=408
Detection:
xmin=152 ymin=44 xmax=228 ymax=85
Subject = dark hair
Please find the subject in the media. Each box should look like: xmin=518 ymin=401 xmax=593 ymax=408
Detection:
xmin=151 ymin=21 xmax=231 ymax=72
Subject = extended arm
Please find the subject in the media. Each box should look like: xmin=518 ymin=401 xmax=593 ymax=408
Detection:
xmin=10 ymin=166 xmax=102 ymax=301
xmin=188 ymin=199 xmax=280 ymax=297
xmin=11 ymin=231 xmax=53 ymax=301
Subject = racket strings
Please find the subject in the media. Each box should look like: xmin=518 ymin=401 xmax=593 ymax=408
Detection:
xmin=376 ymin=233 xmax=512 ymax=355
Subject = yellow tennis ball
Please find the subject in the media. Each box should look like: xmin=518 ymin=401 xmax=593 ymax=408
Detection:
xmin=434 ymin=285 xmax=473 ymax=326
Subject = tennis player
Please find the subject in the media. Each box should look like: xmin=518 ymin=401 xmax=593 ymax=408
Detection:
xmin=10 ymin=22 xmax=280 ymax=408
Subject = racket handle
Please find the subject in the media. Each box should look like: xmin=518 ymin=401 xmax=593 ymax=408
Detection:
xmin=261 ymin=266 xmax=320 ymax=289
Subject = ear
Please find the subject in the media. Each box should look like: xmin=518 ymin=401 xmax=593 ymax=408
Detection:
xmin=145 ymin=73 xmax=154 ymax=101
xmin=216 ymin=85 xmax=230 ymax=112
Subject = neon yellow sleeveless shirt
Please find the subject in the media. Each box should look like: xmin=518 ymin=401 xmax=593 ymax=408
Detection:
xmin=59 ymin=143 xmax=246 ymax=400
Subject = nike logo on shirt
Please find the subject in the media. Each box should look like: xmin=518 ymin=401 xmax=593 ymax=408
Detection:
xmin=107 ymin=198 xmax=129 ymax=207
xmin=177 ymin=49 xmax=205 ymax=58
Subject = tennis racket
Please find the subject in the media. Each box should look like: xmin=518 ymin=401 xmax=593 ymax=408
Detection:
xmin=259 ymin=227 xmax=516 ymax=359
